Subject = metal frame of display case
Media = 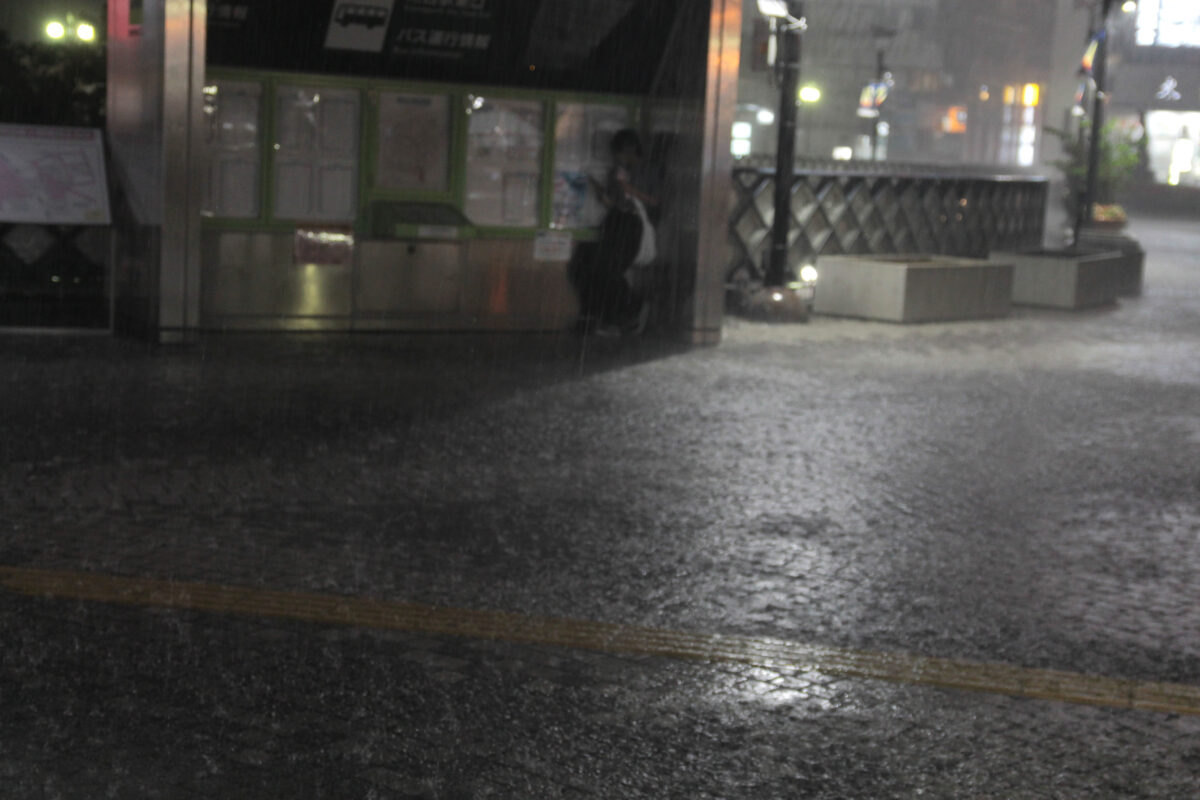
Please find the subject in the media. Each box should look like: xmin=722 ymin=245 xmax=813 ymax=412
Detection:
xmin=202 ymin=68 xmax=641 ymax=242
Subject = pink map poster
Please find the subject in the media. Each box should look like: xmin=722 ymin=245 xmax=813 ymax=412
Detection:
xmin=0 ymin=124 xmax=111 ymax=225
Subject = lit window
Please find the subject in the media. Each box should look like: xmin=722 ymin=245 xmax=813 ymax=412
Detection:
xmin=1136 ymin=0 xmax=1200 ymax=48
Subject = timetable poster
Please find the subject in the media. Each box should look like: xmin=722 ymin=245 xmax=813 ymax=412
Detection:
xmin=376 ymin=92 xmax=451 ymax=192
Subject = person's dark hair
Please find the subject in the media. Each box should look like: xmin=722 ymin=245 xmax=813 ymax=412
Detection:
xmin=610 ymin=129 xmax=642 ymax=157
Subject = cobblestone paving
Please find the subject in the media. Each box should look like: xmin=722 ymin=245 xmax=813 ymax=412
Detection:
xmin=3 ymin=596 xmax=1199 ymax=799
xmin=2 ymin=216 xmax=1199 ymax=795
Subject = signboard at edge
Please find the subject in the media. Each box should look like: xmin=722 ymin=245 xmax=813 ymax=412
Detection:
xmin=204 ymin=0 xmax=679 ymax=94
xmin=207 ymin=0 xmax=501 ymax=81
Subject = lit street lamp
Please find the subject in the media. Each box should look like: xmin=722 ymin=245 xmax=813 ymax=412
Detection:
xmin=43 ymin=15 xmax=99 ymax=43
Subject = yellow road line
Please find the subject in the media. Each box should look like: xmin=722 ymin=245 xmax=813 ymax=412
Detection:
xmin=2 ymin=564 xmax=1198 ymax=717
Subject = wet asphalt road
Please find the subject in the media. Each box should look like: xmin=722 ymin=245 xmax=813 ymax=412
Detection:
xmin=2 ymin=215 xmax=1199 ymax=797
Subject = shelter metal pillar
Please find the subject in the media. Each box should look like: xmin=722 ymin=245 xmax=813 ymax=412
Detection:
xmin=106 ymin=0 xmax=205 ymax=342
xmin=687 ymin=0 xmax=743 ymax=344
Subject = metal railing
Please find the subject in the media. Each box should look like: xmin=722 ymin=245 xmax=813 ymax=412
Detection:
xmin=0 ymin=223 xmax=110 ymax=328
xmin=728 ymin=162 xmax=1049 ymax=285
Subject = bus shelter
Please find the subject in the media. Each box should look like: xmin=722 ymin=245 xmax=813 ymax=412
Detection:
xmin=105 ymin=0 xmax=741 ymax=343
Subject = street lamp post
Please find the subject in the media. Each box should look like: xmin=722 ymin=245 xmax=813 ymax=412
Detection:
xmin=1077 ymin=0 xmax=1114 ymax=241
xmin=764 ymin=0 xmax=804 ymax=288
xmin=870 ymin=49 xmax=887 ymax=159
xmin=869 ymin=27 xmax=896 ymax=161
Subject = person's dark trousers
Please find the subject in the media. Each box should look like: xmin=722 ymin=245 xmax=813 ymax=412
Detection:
xmin=592 ymin=209 xmax=643 ymax=324
xmin=567 ymin=210 xmax=645 ymax=328
xmin=567 ymin=241 xmax=603 ymax=322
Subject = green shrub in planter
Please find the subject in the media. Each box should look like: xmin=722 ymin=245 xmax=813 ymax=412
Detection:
xmin=1045 ymin=121 xmax=1139 ymax=226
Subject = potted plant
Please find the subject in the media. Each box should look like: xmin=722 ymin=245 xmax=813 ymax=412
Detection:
xmin=1045 ymin=120 xmax=1139 ymax=232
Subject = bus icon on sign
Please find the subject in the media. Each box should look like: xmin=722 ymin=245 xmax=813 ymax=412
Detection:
xmin=335 ymin=4 xmax=389 ymax=28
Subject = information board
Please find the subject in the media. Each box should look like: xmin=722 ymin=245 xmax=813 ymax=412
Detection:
xmin=533 ymin=230 xmax=573 ymax=262
xmin=376 ymin=92 xmax=450 ymax=191
xmin=464 ymin=98 xmax=543 ymax=227
xmin=0 ymin=124 xmax=111 ymax=225
xmin=273 ymin=86 xmax=360 ymax=221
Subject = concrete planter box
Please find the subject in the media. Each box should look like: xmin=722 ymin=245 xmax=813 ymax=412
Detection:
xmin=993 ymin=249 xmax=1123 ymax=310
xmin=1075 ymin=230 xmax=1145 ymax=297
xmin=812 ymin=255 xmax=1013 ymax=323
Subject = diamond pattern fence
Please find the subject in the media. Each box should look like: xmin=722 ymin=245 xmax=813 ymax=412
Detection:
xmin=0 ymin=223 xmax=110 ymax=328
xmin=728 ymin=163 xmax=1048 ymax=287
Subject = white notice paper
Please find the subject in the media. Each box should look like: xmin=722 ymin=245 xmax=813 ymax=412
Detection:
xmin=533 ymin=231 xmax=573 ymax=262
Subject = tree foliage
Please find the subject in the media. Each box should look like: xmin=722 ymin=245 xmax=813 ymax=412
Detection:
xmin=0 ymin=31 xmax=105 ymax=128
xmin=1044 ymin=121 xmax=1139 ymax=222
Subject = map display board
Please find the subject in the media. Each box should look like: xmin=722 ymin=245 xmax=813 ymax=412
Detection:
xmin=0 ymin=124 xmax=111 ymax=225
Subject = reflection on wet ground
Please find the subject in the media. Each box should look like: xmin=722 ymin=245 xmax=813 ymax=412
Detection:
xmin=2 ymin=215 xmax=1199 ymax=796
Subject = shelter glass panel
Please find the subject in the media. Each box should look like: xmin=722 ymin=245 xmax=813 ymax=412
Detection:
xmin=375 ymin=92 xmax=452 ymax=193
xmin=464 ymin=97 xmax=543 ymax=227
xmin=202 ymin=80 xmax=262 ymax=219
xmin=273 ymin=86 xmax=361 ymax=221
xmin=552 ymin=103 xmax=629 ymax=229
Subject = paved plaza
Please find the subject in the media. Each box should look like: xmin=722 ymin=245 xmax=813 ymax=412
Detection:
xmin=2 ymin=215 xmax=1199 ymax=797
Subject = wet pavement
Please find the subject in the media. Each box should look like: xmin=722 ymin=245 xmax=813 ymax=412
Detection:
xmin=2 ymin=215 xmax=1199 ymax=797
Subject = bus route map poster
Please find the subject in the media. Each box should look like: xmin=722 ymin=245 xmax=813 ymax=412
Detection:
xmin=0 ymin=124 xmax=112 ymax=225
